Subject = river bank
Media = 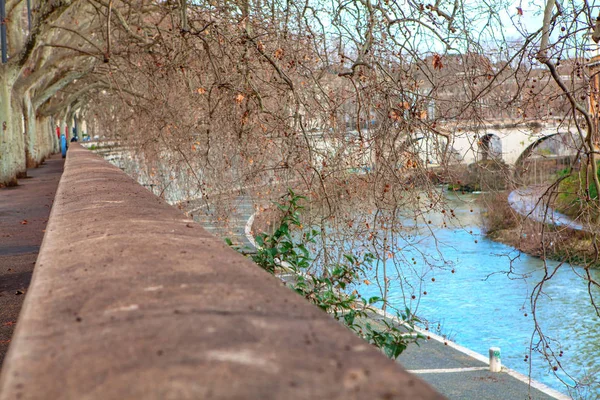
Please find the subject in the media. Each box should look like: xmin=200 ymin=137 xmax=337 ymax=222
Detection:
xmin=481 ymin=190 xmax=600 ymax=268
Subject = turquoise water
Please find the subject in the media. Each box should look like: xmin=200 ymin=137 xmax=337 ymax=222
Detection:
xmin=359 ymin=193 xmax=600 ymax=398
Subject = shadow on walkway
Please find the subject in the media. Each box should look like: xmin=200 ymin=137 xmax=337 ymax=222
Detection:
xmin=0 ymin=155 xmax=64 ymax=369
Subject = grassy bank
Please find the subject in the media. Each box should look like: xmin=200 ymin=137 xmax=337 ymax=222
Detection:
xmin=554 ymin=165 xmax=600 ymax=222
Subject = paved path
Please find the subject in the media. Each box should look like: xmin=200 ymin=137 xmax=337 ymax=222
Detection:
xmin=352 ymin=310 xmax=567 ymax=399
xmin=396 ymin=331 xmax=565 ymax=399
xmin=186 ymin=195 xmax=258 ymax=253
xmin=0 ymin=155 xmax=64 ymax=368
xmin=508 ymin=186 xmax=586 ymax=231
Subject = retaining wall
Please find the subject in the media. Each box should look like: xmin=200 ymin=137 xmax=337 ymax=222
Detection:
xmin=0 ymin=144 xmax=442 ymax=399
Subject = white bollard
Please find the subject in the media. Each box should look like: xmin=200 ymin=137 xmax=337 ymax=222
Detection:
xmin=489 ymin=347 xmax=502 ymax=372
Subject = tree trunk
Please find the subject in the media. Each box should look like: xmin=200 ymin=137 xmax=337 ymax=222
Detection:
xmin=35 ymin=115 xmax=55 ymax=163
xmin=59 ymin=114 xmax=69 ymax=143
xmin=0 ymin=67 xmax=26 ymax=185
xmin=11 ymin=95 xmax=26 ymax=179
xmin=23 ymin=90 xmax=39 ymax=168
xmin=49 ymin=116 xmax=59 ymax=154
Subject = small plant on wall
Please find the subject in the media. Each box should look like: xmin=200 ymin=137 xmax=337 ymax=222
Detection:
xmin=247 ymin=189 xmax=422 ymax=359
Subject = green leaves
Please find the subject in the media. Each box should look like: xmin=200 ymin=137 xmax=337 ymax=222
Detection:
xmin=364 ymin=322 xmax=408 ymax=359
xmin=244 ymin=189 xmax=419 ymax=359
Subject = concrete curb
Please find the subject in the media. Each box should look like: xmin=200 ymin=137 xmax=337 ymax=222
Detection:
xmin=0 ymin=144 xmax=443 ymax=399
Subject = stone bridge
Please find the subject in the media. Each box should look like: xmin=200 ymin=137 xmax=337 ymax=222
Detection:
xmin=305 ymin=119 xmax=578 ymax=171
xmin=415 ymin=119 xmax=578 ymax=167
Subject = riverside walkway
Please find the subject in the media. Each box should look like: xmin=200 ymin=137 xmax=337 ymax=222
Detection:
xmin=0 ymin=155 xmax=64 ymax=366
xmin=0 ymin=146 xmax=570 ymax=399
xmin=395 ymin=325 xmax=566 ymax=399
xmin=508 ymin=186 xmax=586 ymax=231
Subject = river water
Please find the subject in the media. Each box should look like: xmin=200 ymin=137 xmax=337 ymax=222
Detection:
xmin=359 ymin=192 xmax=599 ymax=398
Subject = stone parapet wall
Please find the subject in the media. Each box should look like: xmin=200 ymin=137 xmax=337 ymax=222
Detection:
xmin=0 ymin=144 xmax=442 ymax=400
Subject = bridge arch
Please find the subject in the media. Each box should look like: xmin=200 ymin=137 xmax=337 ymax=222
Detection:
xmin=513 ymin=132 xmax=578 ymax=180
xmin=479 ymin=133 xmax=502 ymax=161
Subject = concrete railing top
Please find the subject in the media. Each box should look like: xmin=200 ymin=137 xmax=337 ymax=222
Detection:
xmin=0 ymin=144 xmax=442 ymax=399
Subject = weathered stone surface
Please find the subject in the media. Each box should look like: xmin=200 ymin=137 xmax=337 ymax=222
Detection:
xmin=0 ymin=144 xmax=444 ymax=399
xmin=0 ymin=154 xmax=64 ymax=367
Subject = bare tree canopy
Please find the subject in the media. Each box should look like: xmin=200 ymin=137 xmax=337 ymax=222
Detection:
xmin=3 ymin=0 xmax=600 ymax=396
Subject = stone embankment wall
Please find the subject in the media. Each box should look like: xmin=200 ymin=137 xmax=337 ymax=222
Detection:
xmin=0 ymin=144 xmax=442 ymax=399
